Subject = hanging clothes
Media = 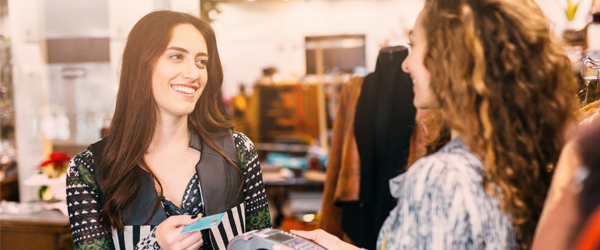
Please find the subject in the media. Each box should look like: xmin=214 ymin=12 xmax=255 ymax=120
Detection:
xmin=319 ymin=76 xmax=364 ymax=240
xmin=349 ymin=46 xmax=416 ymax=249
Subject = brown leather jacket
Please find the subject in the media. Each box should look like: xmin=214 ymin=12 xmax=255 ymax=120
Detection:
xmin=319 ymin=77 xmax=363 ymax=239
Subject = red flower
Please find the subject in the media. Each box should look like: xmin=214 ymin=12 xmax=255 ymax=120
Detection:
xmin=39 ymin=152 xmax=71 ymax=169
xmin=40 ymin=160 xmax=53 ymax=167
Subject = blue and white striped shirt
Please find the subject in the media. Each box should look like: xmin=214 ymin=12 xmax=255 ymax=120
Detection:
xmin=376 ymin=137 xmax=517 ymax=250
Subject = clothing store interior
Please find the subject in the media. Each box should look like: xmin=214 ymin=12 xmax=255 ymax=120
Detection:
xmin=1 ymin=0 xmax=600 ymax=249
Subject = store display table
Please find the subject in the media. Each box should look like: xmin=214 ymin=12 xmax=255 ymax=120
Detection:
xmin=0 ymin=209 xmax=74 ymax=250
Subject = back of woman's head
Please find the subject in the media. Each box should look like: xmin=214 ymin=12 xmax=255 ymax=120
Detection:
xmin=100 ymin=10 xmax=230 ymax=232
xmin=421 ymin=0 xmax=577 ymax=247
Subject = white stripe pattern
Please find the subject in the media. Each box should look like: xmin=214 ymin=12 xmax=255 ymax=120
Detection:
xmin=124 ymin=226 xmax=134 ymax=250
xmin=211 ymin=228 xmax=227 ymax=250
xmin=241 ymin=202 xmax=246 ymax=228
xmin=112 ymin=231 xmax=121 ymax=250
xmin=209 ymin=202 xmax=246 ymax=250
xmin=222 ymin=214 xmax=235 ymax=240
xmin=140 ymin=226 xmax=151 ymax=241
xmin=112 ymin=226 xmax=155 ymax=250
xmin=232 ymin=206 xmax=243 ymax=234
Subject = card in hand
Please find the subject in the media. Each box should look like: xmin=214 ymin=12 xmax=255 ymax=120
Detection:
xmin=180 ymin=212 xmax=226 ymax=234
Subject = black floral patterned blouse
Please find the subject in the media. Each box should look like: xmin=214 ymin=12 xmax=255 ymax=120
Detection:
xmin=66 ymin=132 xmax=272 ymax=250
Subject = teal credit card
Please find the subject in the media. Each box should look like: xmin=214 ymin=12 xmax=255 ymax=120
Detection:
xmin=180 ymin=212 xmax=226 ymax=234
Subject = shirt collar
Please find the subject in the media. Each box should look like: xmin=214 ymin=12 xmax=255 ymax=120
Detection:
xmin=188 ymin=130 xmax=202 ymax=151
xmin=438 ymin=136 xmax=467 ymax=153
xmin=388 ymin=137 xmax=467 ymax=198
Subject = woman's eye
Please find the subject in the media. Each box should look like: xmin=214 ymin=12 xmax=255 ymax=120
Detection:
xmin=196 ymin=59 xmax=208 ymax=67
xmin=170 ymin=54 xmax=183 ymax=60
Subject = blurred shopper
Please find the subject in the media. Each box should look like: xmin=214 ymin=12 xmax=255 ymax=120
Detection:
xmin=231 ymin=84 xmax=250 ymax=135
xmin=66 ymin=11 xmax=271 ymax=250
xmin=532 ymin=113 xmax=600 ymax=250
xmin=293 ymin=0 xmax=577 ymax=249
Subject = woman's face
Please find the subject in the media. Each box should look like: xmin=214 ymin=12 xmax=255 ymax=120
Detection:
xmin=152 ymin=23 xmax=208 ymax=119
xmin=402 ymin=11 xmax=439 ymax=109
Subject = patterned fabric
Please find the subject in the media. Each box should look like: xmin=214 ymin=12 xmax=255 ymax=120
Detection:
xmin=376 ymin=137 xmax=518 ymax=250
xmin=67 ymin=132 xmax=271 ymax=250
xmin=234 ymin=132 xmax=271 ymax=231
xmin=112 ymin=226 xmax=157 ymax=250
xmin=133 ymin=175 xmax=210 ymax=250
xmin=66 ymin=150 xmax=115 ymax=250
xmin=208 ymin=202 xmax=246 ymax=250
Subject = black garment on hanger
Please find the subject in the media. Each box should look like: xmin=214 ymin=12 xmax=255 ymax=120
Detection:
xmin=341 ymin=46 xmax=416 ymax=249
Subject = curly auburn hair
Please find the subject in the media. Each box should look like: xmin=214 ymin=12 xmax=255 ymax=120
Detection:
xmin=421 ymin=0 xmax=578 ymax=248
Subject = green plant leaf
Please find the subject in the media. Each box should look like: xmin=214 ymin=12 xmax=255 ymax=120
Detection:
xmin=38 ymin=186 xmax=48 ymax=200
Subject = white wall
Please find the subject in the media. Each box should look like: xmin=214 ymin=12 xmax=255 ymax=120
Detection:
xmin=9 ymin=0 xmax=49 ymax=202
xmin=534 ymin=0 xmax=594 ymax=37
xmin=211 ymin=0 xmax=424 ymax=98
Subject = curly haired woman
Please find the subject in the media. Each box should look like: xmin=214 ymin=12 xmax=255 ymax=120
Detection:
xmin=293 ymin=0 xmax=577 ymax=249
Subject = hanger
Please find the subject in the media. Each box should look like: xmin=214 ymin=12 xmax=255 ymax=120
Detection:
xmin=379 ymin=46 xmax=408 ymax=61
xmin=374 ymin=46 xmax=408 ymax=73
xmin=582 ymin=56 xmax=600 ymax=85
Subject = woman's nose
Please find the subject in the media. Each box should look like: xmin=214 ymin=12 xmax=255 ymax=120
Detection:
xmin=181 ymin=59 xmax=200 ymax=82
xmin=401 ymin=59 xmax=410 ymax=73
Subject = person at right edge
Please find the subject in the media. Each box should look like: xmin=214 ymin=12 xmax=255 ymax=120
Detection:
xmin=293 ymin=0 xmax=577 ymax=249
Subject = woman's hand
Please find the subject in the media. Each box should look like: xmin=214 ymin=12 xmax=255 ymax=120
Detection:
xmin=291 ymin=229 xmax=361 ymax=250
xmin=156 ymin=214 xmax=204 ymax=250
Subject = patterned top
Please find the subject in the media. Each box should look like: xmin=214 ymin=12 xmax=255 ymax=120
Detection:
xmin=66 ymin=132 xmax=272 ymax=250
xmin=376 ymin=137 xmax=517 ymax=250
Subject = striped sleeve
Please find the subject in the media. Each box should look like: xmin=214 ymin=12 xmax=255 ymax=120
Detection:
xmin=233 ymin=132 xmax=273 ymax=231
xmin=209 ymin=202 xmax=247 ymax=249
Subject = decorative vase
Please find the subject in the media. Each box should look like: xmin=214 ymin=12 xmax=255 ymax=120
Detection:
xmin=23 ymin=173 xmax=67 ymax=201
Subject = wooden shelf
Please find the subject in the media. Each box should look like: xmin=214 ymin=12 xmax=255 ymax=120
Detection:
xmin=0 ymin=174 xmax=19 ymax=201
xmin=0 ymin=209 xmax=74 ymax=250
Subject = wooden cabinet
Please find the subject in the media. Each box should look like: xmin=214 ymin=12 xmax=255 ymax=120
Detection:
xmin=249 ymin=84 xmax=320 ymax=143
xmin=0 ymin=175 xmax=19 ymax=201
xmin=0 ymin=209 xmax=74 ymax=250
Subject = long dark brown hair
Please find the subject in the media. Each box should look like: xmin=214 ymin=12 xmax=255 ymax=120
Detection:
xmin=421 ymin=0 xmax=578 ymax=248
xmin=98 ymin=10 xmax=234 ymax=232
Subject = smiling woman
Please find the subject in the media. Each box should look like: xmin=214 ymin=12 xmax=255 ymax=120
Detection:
xmin=65 ymin=11 xmax=272 ymax=250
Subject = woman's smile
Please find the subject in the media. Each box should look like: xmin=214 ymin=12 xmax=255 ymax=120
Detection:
xmin=170 ymin=83 xmax=198 ymax=96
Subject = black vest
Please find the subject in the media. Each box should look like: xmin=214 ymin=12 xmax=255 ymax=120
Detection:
xmin=90 ymin=130 xmax=245 ymax=249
